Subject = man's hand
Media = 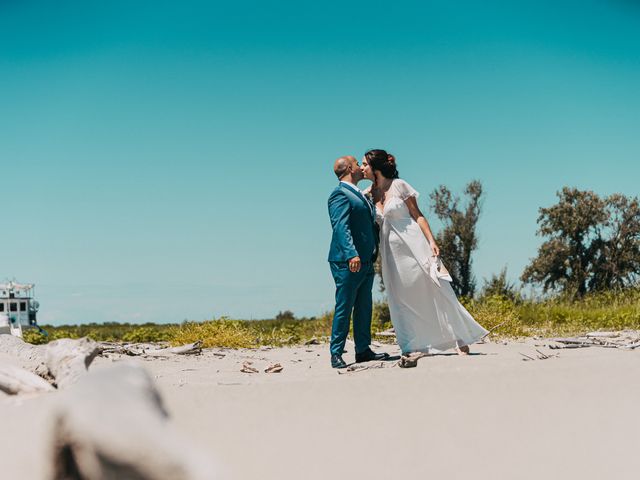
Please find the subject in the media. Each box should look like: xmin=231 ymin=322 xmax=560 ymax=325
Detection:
xmin=348 ymin=256 xmax=361 ymax=273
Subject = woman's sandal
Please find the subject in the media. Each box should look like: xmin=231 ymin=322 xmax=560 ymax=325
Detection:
xmin=398 ymin=355 xmax=418 ymax=368
xmin=456 ymin=345 xmax=470 ymax=355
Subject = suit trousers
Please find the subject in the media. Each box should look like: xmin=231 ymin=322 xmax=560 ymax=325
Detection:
xmin=329 ymin=261 xmax=374 ymax=356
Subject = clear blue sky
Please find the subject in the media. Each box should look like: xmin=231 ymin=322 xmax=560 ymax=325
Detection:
xmin=2 ymin=1 xmax=639 ymax=324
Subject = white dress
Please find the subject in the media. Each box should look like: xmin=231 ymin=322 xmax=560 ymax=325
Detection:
xmin=369 ymin=179 xmax=488 ymax=354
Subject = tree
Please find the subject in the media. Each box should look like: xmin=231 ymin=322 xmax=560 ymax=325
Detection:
xmin=590 ymin=194 xmax=640 ymax=291
xmin=521 ymin=187 xmax=640 ymax=297
xmin=275 ymin=310 xmax=295 ymax=321
xmin=430 ymin=180 xmax=483 ymax=298
xmin=479 ymin=267 xmax=521 ymax=302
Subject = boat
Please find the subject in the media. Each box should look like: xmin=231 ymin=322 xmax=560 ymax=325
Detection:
xmin=0 ymin=281 xmax=41 ymax=338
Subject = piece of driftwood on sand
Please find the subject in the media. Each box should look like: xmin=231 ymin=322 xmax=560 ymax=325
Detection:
xmin=549 ymin=331 xmax=640 ymax=350
xmin=0 ymin=363 xmax=55 ymax=395
xmin=0 ymin=335 xmax=100 ymax=389
xmin=100 ymin=340 xmax=202 ymax=357
xmin=50 ymin=363 xmax=216 ymax=480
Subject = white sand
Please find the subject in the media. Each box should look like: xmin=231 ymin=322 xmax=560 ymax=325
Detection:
xmin=2 ymin=339 xmax=639 ymax=479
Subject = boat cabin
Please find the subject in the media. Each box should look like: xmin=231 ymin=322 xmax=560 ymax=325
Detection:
xmin=0 ymin=281 xmax=39 ymax=336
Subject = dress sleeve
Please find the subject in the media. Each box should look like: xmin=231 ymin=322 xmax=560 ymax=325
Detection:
xmin=395 ymin=179 xmax=419 ymax=201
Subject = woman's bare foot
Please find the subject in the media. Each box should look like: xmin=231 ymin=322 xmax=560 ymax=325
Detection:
xmin=456 ymin=345 xmax=470 ymax=355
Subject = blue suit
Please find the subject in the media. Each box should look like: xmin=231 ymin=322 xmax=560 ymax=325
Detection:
xmin=327 ymin=182 xmax=378 ymax=356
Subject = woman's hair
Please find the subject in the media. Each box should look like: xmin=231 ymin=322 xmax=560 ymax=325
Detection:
xmin=364 ymin=149 xmax=399 ymax=179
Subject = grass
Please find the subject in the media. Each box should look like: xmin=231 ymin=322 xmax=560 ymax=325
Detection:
xmin=22 ymin=288 xmax=640 ymax=347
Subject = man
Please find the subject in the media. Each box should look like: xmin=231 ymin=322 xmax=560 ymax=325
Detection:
xmin=327 ymin=155 xmax=389 ymax=369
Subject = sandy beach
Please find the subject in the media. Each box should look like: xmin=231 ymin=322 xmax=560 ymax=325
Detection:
xmin=2 ymin=338 xmax=639 ymax=479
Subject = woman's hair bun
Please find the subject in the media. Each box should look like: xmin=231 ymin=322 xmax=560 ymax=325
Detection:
xmin=364 ymin=149 xmax=399 ymax=179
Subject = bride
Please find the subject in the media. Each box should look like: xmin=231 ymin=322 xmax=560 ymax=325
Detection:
xmin=361 ymin=149 xmax=488 ymax=366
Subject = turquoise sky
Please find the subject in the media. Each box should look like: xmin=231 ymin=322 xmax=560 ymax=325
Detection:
xmin=2 ymin=1 xmax=639 ymax=324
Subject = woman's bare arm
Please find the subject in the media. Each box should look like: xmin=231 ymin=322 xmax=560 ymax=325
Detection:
xmin=405 ymin=196 xmax=440 ymax=256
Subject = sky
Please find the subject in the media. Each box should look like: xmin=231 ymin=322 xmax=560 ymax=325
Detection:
xmin=1 ymin=0 xmax=639 ymax=325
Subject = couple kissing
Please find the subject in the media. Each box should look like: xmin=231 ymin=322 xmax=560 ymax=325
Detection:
xmin=327 ymin=149 xmax=488 ymax=369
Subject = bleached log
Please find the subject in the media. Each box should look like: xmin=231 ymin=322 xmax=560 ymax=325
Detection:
xmin=101 ymin=341 xmax=203 ymax=358
xmin=375 ymin=328 xmax=396 ymax=337
xmin=0 ymin=335 xmax=101 ymax=388
xmin=143 ymin=341 xmax=203 ymax=357
xmin=550 ymin=337 xmax=597 ymax=345
xmin=0 ymin=363 xmax=55 ymax=395
xmin=45 ymin=338 xmax=101 ymax=389
xmin=0 ymin=334 xmax=47 ymax=376
xmin=50 ymin=364 xmax=216 ymax=480
xmin=586 ymin=332 xmax=619 ymax=338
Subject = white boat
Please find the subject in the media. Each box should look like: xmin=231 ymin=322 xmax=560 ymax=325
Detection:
xmin=0 ymin=281 xmax=41 ymax=338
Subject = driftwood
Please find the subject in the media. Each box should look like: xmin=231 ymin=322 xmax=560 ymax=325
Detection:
xmin=50 ymin=363 xmax=216 ymax=480
xmin=0 ymin=335 xmax=100 ymax=388
xmin=549 ymin=330 xmax=640 ymax=350
xmin=337 ymin=361 xmax=391 ymax=374
xmin=264 ymin=363 xmax=283 ymax=373
xmin=375 ymin=328 xmax=396 ymax=338
xmin=0 ymin=363 xmax=55 ymax=395
xmin=241 ymin=361 xmax=259 ymax=374
xmin=45 ymin=338 xmax=101 ymax=389
xmin=0 ymin=334 xmax=49 ymax=377
xmin=520 ymin=349 xmax=559 ymax=361
xmin=144 ymin=341 xmax=203 ymax=357
xmin=100 ymin=341 xmax=202 ymax=357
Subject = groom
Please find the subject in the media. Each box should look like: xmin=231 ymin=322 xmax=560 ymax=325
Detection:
xmin=327 ymin=155 xmax=389 ymax=369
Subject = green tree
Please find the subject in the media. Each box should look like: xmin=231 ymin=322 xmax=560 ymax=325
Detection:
xmin=275 ymin=310 xmax=295 ymax=321
xmin=430 ymin=180 xmax=483 ymax=298
xmin=479 ymin=267 xmax=521 ymax=302
xmin=521 ymin=188 xmax=640 ymax=297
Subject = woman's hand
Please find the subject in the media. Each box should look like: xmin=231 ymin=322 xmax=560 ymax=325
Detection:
xmin=431 ymin=242 xmax=440 ymax=257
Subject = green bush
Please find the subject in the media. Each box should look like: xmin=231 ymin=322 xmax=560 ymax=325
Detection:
xmin=21 ymin=287 xmax=640 ymax=347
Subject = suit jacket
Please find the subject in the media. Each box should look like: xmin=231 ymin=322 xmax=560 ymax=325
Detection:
xmin=327 ymin=182 xmax=378 ymax=263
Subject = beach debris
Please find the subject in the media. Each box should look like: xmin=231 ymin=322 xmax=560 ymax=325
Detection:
xmin=548 ymin=331 xmax=640 ymax=350
xmin=0 ymin=363 xmax=55 ymax=395
xmin=45 ymin=337 xmax=101 ymax=389
xmin=586 ymin=331 xmax=619 ymax=338
xmin=0 ymin=335 xmax=100 ymax=388
xmin=375 ymin=328 xmax=396 ymax=337
xmin=241 ymin=361 xmax=259 ymax=374
xmin=145 ymin=341 xmax=202 ymax=357
xmin=264 ymin=363 xmax=283 ymax=373
xmin=304 ymin=337 xmax=320 ymax=345
xmin=50 ymin=364 xmax=217 ymax=480
xmin=520 ymin=349 xmax=559 ymax=361
xmin=337 ymin=362 xmax=389 ymax=374
xmin=100 ymin=341 xmax=202 ymax=358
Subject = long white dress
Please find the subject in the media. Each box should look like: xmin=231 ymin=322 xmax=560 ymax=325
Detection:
xmin=369 ymin=179 xmax=488 ymax=354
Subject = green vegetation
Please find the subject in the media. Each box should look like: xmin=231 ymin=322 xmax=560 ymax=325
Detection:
xmin=22 ymin=288 xmax=640 ymax=347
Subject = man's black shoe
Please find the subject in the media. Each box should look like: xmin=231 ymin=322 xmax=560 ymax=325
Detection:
xmin=355 ymin=348 xmax=390 ymax=363
xmin=331 ymin=354 xmax=348 ymax=369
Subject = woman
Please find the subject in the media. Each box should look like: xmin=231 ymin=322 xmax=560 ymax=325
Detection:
xmin=361 ymin=149 xmax=488 ymax=366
